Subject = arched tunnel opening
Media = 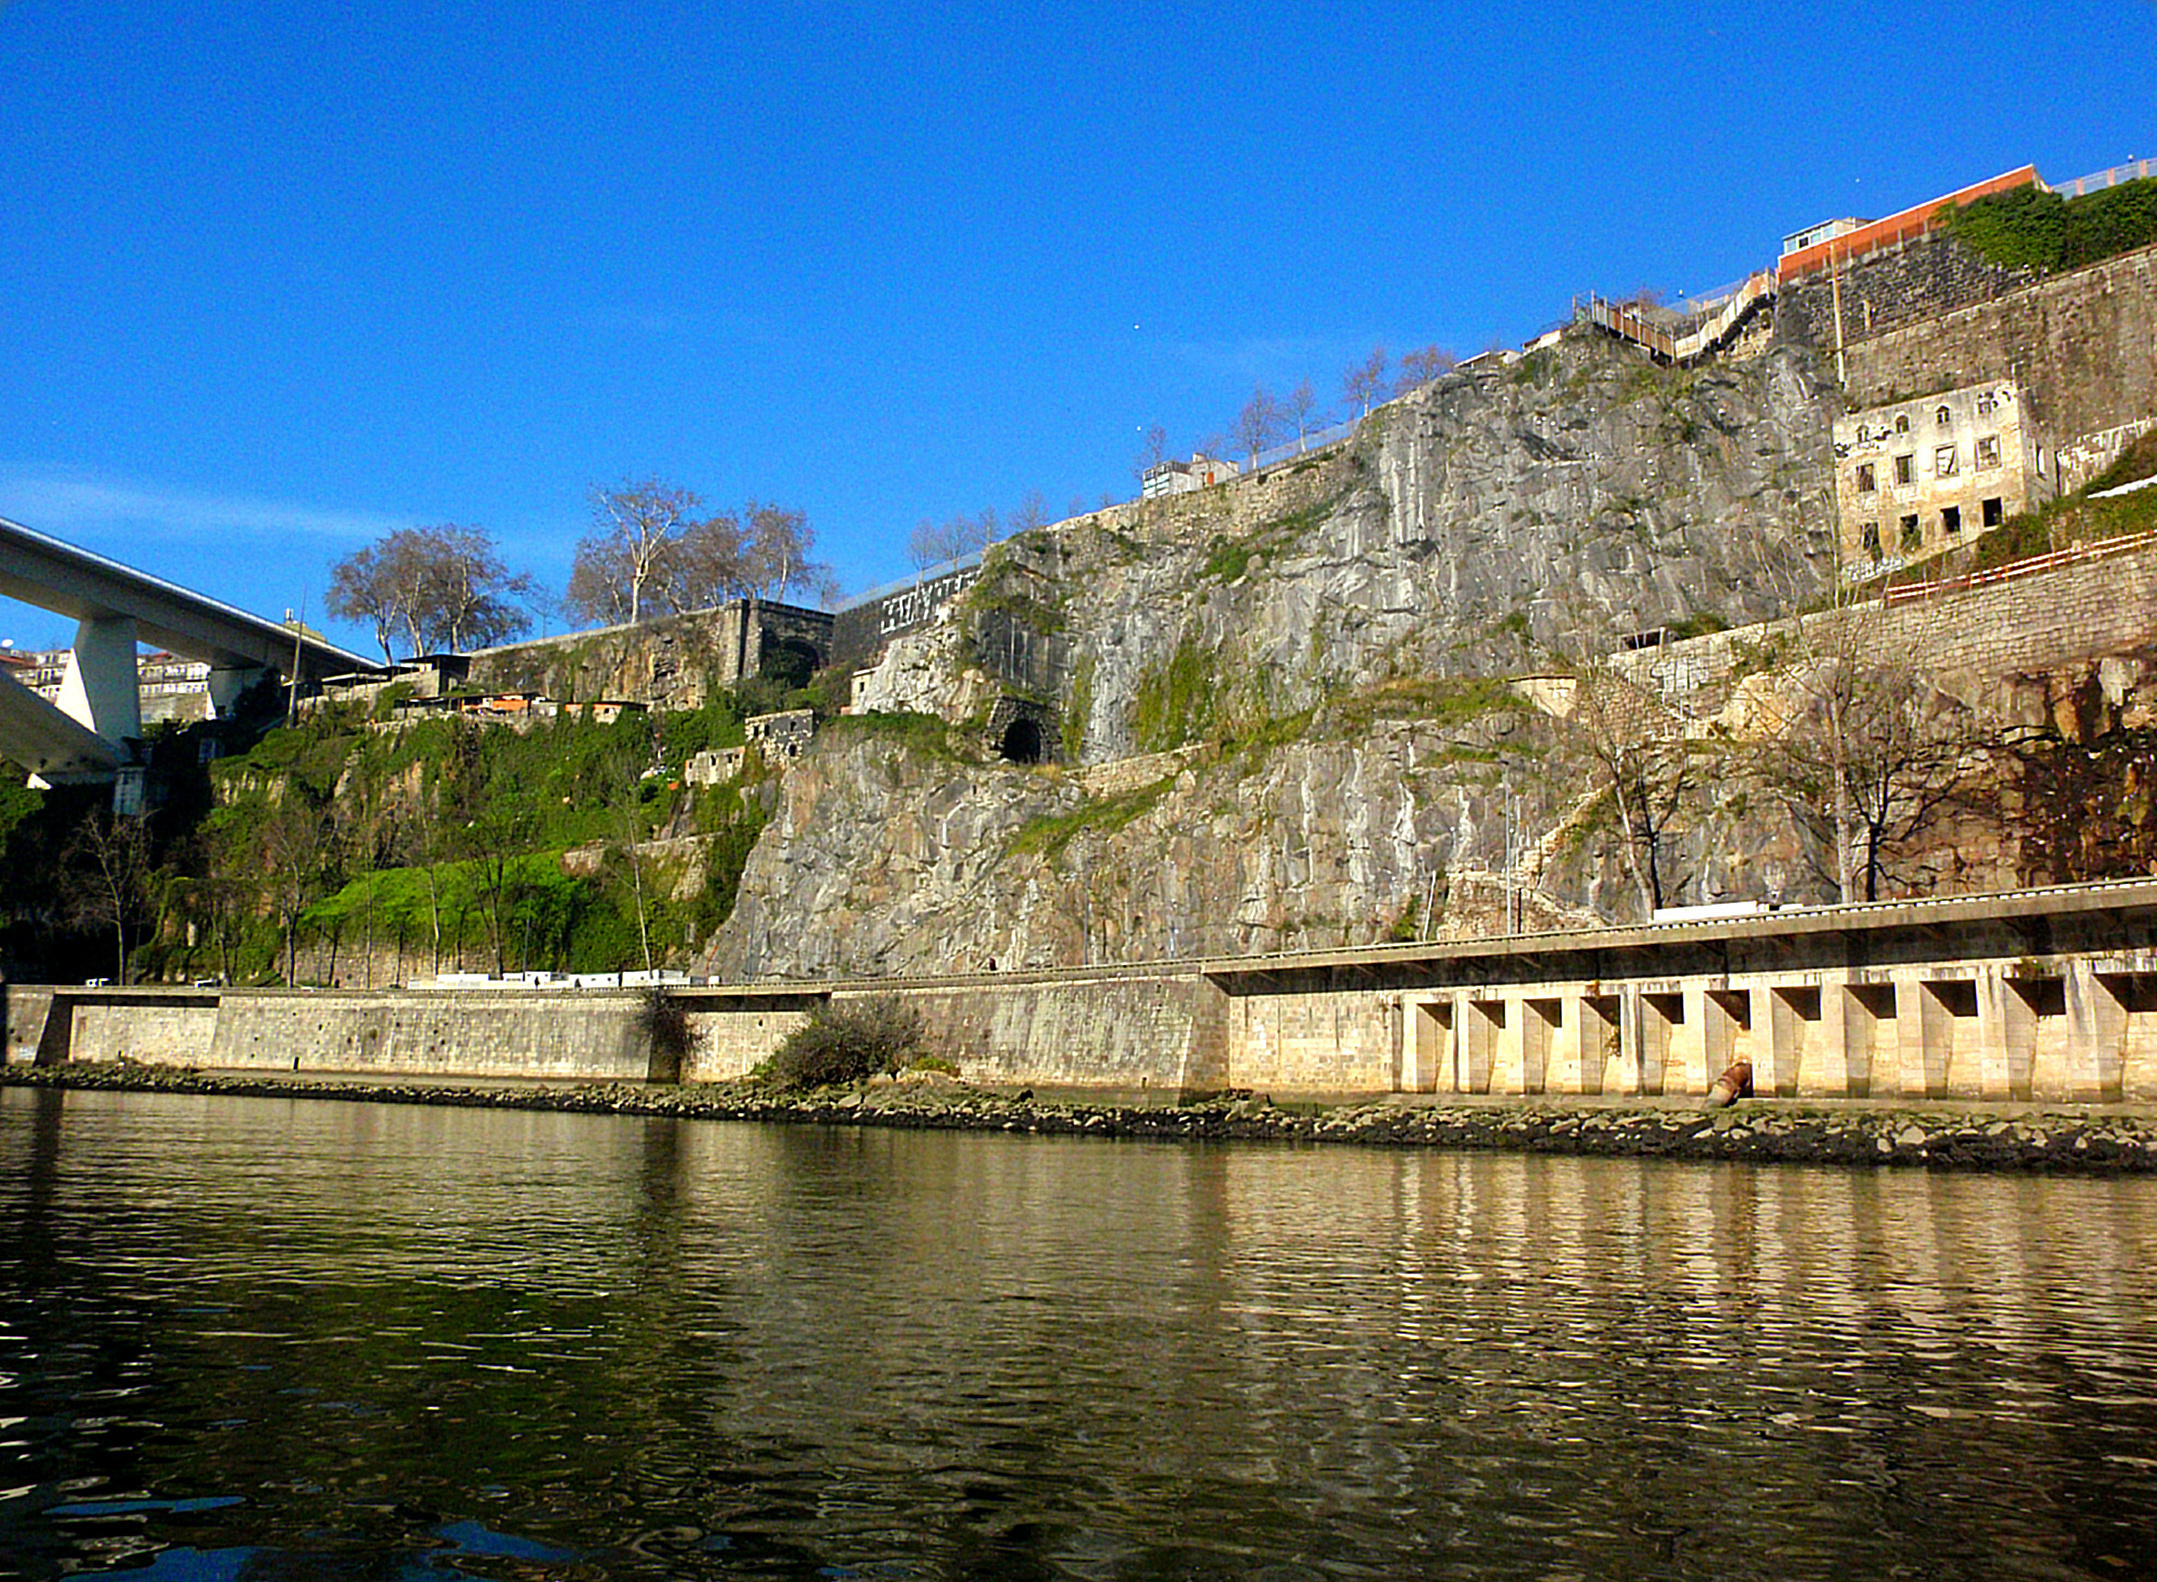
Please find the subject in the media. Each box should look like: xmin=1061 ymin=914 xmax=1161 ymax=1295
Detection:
xmin=998 ymin=716 xmax=1044 ymax=765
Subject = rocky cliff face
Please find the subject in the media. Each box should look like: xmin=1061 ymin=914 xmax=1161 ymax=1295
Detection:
xmin=706 ymin=678 xmax=1834 ymax=979
xmin=860 ymin=334 xmax=1841 ymax=764
xmin=730 ymin=342 xmax=1817 ymax=969
xmin=707 ymin=332 xmax=1851 ymax=979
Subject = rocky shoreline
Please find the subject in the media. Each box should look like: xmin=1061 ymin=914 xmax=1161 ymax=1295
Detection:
xmin=7 ymin=1061 xmax=2157 ymax=1172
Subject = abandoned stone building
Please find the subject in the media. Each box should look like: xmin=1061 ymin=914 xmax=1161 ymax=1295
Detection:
xmin=1833 ymin=379 xmax=2053 ymax=574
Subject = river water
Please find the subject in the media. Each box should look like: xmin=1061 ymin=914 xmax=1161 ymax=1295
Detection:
xmin=4 ymin=1089 xmax=2157 ymax=1580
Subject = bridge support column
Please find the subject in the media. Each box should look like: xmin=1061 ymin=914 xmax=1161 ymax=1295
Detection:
xmin=58 ymin=616 xmax=140 ymax=746
xmin=1974 ymin=969 xmax=2027 ymax=1100
xmin=1765 ymin=985 xmax=1820 ymax=1097
xmin=1892 ymin=972 xmax=1935 ymax=1098
xmin=208 ymin=664 xmax=270 ymax=718
xmin=2065 ymin=963 xmax=2127 ymax=1102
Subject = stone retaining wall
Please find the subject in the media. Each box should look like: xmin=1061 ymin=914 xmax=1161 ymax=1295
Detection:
xmin=874 ymin=970 xmax=1224 ymax=1094
xmin=1778 ymin=236 xmax=2157 ymax=451
xmin=15 ymin=885 xmax=2157 ymax=1102
xmin=204 ymin=990 xmax=654 ymax=1080
xmin=1619 ymin=540 xmax=2157 ymax=713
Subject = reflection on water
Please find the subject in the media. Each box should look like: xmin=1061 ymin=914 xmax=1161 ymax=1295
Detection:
xmin=3 ymin=1087 xmax=2156 ymax=1579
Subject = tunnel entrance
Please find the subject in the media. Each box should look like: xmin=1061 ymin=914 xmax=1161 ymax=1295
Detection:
xmin=999 ymin=716 xmax=1044 ymax=764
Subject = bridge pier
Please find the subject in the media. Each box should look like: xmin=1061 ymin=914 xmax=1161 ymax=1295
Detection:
xmin=208 ymin=664 xmax=269 ymax=718
xmin=56 ymin=615 xmax=140 ymax=746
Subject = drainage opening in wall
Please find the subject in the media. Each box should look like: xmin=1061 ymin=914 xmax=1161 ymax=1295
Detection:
xmin=999 ymin=716 xmax=1044 ymax=764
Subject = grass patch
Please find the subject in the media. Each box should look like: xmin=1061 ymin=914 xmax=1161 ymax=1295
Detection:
xmin=1320 ymin=676 xmax=1527 ymax=735
xmin=2089 ymin=430 xmax=2157 ymax=494
xmin=1199 ymin=493 xmax=1343 ymax=583
xmin=825 ymin=710 xmax=969 ymax=760
xmin=1129 ymin=635 xmax=1219 ymax=753
xmin=1062 ymin=655 xmax=1095 ymax=763
xmin=1007 ymin=776 xmax=1175 ymax=864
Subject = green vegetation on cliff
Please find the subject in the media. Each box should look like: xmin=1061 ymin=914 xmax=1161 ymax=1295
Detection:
xmin=23 ymin=683 xmax=788 ymax=987
xmin=1944 ymin=177 xmax=2157 ymax=273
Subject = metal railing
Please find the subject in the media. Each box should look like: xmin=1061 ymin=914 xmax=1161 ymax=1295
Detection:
xmin=2053 ymin=157 xmax=2157 ymax=198
xmin=1880 ymin=528 xmax=2157 ymax=605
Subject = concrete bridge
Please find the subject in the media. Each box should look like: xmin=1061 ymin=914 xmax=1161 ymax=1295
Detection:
xmin=10 ymin=882 xmax=2157 ymax=1105
xmin=0 ymin=515 xmax=382 ymax=783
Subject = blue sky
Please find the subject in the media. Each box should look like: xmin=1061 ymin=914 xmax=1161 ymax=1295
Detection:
xmin=2 ymin=0 xmax=2151 ymax=655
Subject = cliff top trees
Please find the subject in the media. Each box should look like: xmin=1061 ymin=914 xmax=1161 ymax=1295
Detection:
xmin=1342 ymin=347 xmax=1389 ymax=419
xmin=566 ymin=482 xmax=828 ymax=625
xmin=568 ymin=481 xmax=700 ymax=627
xmin=1395 ymin=345 xmax=1458 ymax=395
xmin=327 ymin=526 xmax=534 ymax=660
xmin=1230 ymin=386 xmax=1284 ymax=472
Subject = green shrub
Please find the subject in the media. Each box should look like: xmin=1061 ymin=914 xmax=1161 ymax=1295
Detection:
xmin=2088 ymin=429 xmax=2157 ymax=494
xmin=771 ymin=996 xmax=928 ymax=1089
xmin=1945 ymin=176 xmax=2157 ymax=274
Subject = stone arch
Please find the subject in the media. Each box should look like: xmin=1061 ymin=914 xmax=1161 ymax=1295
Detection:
xmin=985 ymin=696 xmax=1057 ymax=766
xmin=999 ymin=716 xmax=1044 ymax=764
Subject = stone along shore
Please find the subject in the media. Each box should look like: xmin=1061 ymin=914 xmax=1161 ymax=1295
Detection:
xmin=6 ymin=1062 xmax=2156 ymax=1172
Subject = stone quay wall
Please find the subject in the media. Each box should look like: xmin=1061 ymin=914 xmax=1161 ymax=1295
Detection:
xmin=873 ymin=969 xmax=1228 ymax=1094
xmin=2 ymin=970 xmax=1229 ymax=1097
xmin=13 ymin=883 xmax=2157 ymax=1103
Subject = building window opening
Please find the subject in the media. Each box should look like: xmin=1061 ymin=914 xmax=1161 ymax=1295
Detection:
xmin=1935 ymin=445 xmax=1958 ymax=477
xmin=1895 ymin=414 xmax=1910 ymax=435
xmin=1975 ymin=435 xmax=2000 ymax=469
xmin=1942 ymin=505 xmax=1962 ymax=534
xmin=1935 ymin=405 xmax=1952 ymax=428
xmin=1977 ymin=392 xmax=1997 ymax=416
xmin=999 ymin=716 xmax=1044 ymax=765
xmin=1895 ymin=454 xmax=1915 ymax=486
xmin=1856 ymin=462 xmax=1876 ymax=493
xmin=1860 ymin=521 xmax=1882 ymax=557
xmin=1900 ymin=514 xmax=1922 ymax=550
xmin=1983 ymin=496 xmax=2004 ymax=528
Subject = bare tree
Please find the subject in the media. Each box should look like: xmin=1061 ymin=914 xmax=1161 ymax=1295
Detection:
xmin=326 ymin=533 xmax=425 ymax=661
xmin=569 ymin=481 xmax=701 ymax=626
xmin=1394 ymin=344 xmax=1457 ymax=395
xmin=62 ymin=810 xmax=156 ymax=983
xmin=1010 ymin=490 xmax=1050 ymax=536
xmin=1342 ymin=346 xmax=1389 ymax=419
xmin=428 ymin=527 xmax=534 ymax=652
xmin=665 ymin=510 xmax=748 ymax=611
xmin=1572 ymin=673 xmax=1692 ymax=915
xmin=908 ymin=518 xmax=963 ymax=580
xmin=1545 ymin=614 xmax=1694 ymax=918
xmin=1133 ymin=423 xmax=1169 ymax=487
xmin=1230 ymin=386 xmax=1283 ymax=473
xmin=1757 ymin=598 xmax=1979 ymax=903
xmin=741 ymin=502 xmax=827 ymax=602
xmin=328 ymin=526 xmax=533 ymax=659
xmin=254 ymin=793 xmax=334 ymax=985
xmin=1284 ymin=378 xmax=1325 ymax=451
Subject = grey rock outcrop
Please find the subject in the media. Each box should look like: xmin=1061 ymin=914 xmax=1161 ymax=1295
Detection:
xmin=709 ymin=332 xmax=1851 ymax=977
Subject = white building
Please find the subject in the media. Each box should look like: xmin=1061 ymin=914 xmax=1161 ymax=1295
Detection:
xmin=1141 ymin=453 xmax=1240 ymax=500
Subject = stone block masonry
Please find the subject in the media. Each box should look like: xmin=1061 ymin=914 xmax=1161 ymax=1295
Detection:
xmin=16 ymin=883 xmax=2157 ymax=1103
xmin=1620 ymin=539 xmax=2157 ymax=716
xmin=1779 ymin=236 xmax=2157 ymax=456
xmin=465 ymin=598 xmax=835 ymax=711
